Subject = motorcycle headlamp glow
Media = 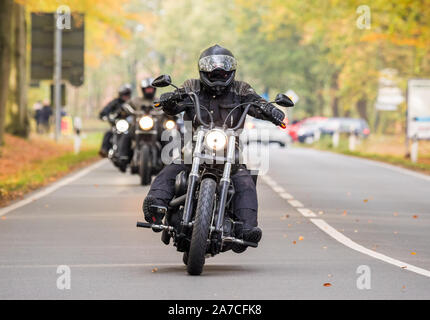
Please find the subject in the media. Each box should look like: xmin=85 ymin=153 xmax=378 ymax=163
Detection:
xmin=164 ymin=120 xmax=176 ymax=130
xmin=204 ymin=129 xmax=228 ymax=151
xmin=116 ymin=119 xmax=129 ymax=133
xmin=139 ymin=116 xmax=154 ymax=130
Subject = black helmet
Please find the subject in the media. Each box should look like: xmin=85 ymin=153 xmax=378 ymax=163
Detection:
xmin=118 ymin=83 xmax=132 ymax=98
xmin=140 ymin=78 xmax=156 ymax=99
xmin=198 ymin=44 xmax=237 ymax=95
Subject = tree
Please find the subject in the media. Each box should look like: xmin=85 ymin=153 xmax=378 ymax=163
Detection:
xmin=0 ymin=0 xmax=14 ymax=145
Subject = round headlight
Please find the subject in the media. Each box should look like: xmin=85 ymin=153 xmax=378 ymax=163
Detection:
xmin=139 ymin=116 xmax=154 ymax=130
xmin=164 ymin=120 xmax=176 ymax=130
xmin=116 ymin=119 xmax=129 ymax=133
xmin=204 ymin=129 xmax=228 ymax=151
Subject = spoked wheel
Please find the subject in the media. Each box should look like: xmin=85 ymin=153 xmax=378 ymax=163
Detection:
xmin=187 ymin=178 xmax=217 ymax=276
xmin=139 ymin=145 xmax=152 ymax=186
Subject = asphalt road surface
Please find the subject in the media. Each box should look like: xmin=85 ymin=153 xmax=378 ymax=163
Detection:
xmin=1 ymin=146 xmax=429 ymax=299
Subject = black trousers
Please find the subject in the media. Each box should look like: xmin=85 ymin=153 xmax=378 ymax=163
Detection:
xmin=147 ymin=163 xmax=258 ymax=229
xmin=101 ymin=130 xmax=113 ymax=153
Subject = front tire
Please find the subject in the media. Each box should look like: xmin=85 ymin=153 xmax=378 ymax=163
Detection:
xmin=139 ymin=144 xmax=152 ymax=185
xmin=187 ymin=178 xmax=217 ymax=276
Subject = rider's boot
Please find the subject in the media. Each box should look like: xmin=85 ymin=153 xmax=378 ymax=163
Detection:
xmin=143 ymin=195 xmax=167 ymax=233
xmin=232 ymin=226 xmax=262 ymax=253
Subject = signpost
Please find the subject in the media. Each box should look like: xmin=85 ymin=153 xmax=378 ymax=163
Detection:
xmin=31 ymin=10 xmax=84 ymax=140
xmin=406 ymin=79 xmax=430 ymax=162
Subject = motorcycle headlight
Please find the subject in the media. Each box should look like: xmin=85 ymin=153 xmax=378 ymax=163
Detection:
xmin=204 ymin=129 xmax=228 ymax=151
xmin=139 ymin=116 xmax=154 ymax=130
xmin=116 ymin=119 xmax=129 ymax=133
xmin=164 ymin=119 xmax=176 ymax=130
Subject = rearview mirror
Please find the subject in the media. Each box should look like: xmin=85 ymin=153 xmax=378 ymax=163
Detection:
xmin=275 ymin=93 xmax=294 ymax=107
xmin=151 ymin=74 xmax=172 ymax=88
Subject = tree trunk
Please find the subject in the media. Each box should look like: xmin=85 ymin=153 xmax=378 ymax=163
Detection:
xmin=0 ymin=0 xmax=14 ymax=145
xmin=330 ymin=72 xmax=340 ymax=117
xmin=13 ymin=2 xmax=29 ymax=137
xmin=356 ymin=97 xmax=368 ymax=121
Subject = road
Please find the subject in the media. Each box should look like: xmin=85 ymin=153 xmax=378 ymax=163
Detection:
xmin=0 ymin=146 xmax=429 ymax=299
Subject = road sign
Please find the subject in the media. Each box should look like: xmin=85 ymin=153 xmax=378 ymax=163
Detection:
xmin=407 ymin=79 xmax=430 ymax=140
xmin=375 ymin=69 xmax=404 ymax=111
xmin=31 ymin=12 xmax=85 ymax=87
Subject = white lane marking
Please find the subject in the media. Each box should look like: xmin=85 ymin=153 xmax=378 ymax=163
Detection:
xmin=287 ymin=199 xmax=304 ymax=208
xmin=0 ymin=159 xmax=107 ymax=217
xmin=280 ymin=192 xmax=294 ymax=200
xmin=311 ymin=218 xmax=430 ymax=278
xmin=297 ymin=208 xmax=316 ymax=217
xmin=273 ymin=186 xmax=285 ymax=193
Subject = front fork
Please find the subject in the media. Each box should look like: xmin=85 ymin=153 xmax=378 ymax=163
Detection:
xmin=215 ymin=135 xmax=235 ymax=232
xmin=181 ymin=130 xmax=205 ymax=227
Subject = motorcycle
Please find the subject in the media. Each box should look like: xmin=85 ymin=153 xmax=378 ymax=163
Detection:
xmin=106 ymin=104 xmax=135 ymax=173
xmin=136 ymin=75 xmax=294 ymax=275
xmin=129 ymin=106 xmax=178 ymax=185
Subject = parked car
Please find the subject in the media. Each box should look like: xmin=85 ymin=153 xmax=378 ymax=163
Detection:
xmin=242 ymin=117 xmax=291 ymax=147
xmin=320 ymin=117 xmax=370 ymax=138
xmin=287 ymin=116 xmax=327 ymax=142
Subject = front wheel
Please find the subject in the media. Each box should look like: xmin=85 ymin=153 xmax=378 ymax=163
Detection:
xmin=139 ymin=144 xmax=152 ymax=185
xmin=187 ymin=178 xmax=217 ymax=275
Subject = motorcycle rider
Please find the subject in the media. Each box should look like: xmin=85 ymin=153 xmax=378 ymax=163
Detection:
xmin=99 ymin=84 xmax=132 ymax=157
xmin=143 ymin=44 xmax=285 ymax=251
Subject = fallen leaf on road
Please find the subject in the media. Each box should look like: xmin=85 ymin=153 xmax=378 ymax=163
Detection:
xmin=401 ymin=266 xmax=407 ymax=269
xmin=152 ymin=267 xmax=158 ymax=273
xmin=363 ymin=199 xmax=368 ymax=203
xmin=323 ymin=283 xmax=332 ymax=287
xmin=342 ymin=210 xmax=347 ymax=216
xmin=411 ymin=252 xmax=417 ymax=255
xmin=412 ymin=215 xmax=418 ymax=219
xmin=292 ymin=241 xmax=297 ymax=244
xmin=298 ymin=236 xmax=304 ymax=241
xmin=393 ymin=212 xmax=399 ymax=217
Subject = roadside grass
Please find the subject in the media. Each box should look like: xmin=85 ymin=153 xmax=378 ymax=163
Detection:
xmin=303 ymin=134 xmax=430 ymax=175
xmin=0 ymin=132 xmax=102 ymax=206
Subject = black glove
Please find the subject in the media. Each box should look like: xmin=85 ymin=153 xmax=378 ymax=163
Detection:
xmin=260 ymin=102 xmax=285 ymax=125
xmin=157 ymin=90 xmax=186 ymax=108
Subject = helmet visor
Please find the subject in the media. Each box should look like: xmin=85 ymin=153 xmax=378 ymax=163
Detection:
xmin=198 ymin=55 xmax=237 ymax=72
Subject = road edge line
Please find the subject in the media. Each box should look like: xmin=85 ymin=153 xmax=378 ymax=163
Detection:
xmin=0 ymin=159 xmax=107 ymax=217
xmin=310 ymin=218 xmax=430 ymax=278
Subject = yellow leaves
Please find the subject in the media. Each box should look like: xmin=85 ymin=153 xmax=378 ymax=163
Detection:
xmin=151 ymin=267 xmax=158 ymax=273
xmin=298 ymin=236 xmax=304 ymax=241
xmin=411 ymin=252 xmax=417 ymax=255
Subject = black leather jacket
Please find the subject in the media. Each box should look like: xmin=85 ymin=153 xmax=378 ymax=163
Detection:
xmin=160 ymin=79 xmax=282 ymax=129
xmin=99 ymin=97 xmax=126 ymax=120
